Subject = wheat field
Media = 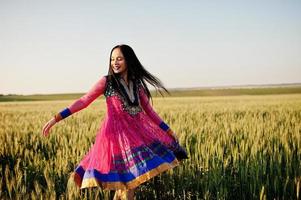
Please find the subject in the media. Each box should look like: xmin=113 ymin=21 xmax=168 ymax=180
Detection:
xmin=0 ymin=94 xmax=301 ymax=199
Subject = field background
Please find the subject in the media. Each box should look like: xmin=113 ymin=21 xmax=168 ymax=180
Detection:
xmin=1 ymin=87 xmax=301 ymax=199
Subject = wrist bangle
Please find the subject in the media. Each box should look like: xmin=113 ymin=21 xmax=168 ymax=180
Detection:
xmin=167 ymin=129 xmax=173 ymax=135
xmin=54 ymin=114 xmax=62 ymax=122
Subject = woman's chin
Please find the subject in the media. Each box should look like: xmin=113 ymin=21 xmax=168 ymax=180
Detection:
xmin=113 ymin=70 xmax=127 ymax=75
xmin=113 ymin=71 xmax=121 ymax=74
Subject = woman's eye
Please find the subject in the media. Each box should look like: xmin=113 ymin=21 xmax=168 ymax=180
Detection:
xmin=111 ymin=57 xmax=123 ymax=61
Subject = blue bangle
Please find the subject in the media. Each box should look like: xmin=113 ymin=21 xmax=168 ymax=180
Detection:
xmin=159 ymin=121 xmax=170 ymax=132
xmin=60 ymin=108 xmax=71 ymax=119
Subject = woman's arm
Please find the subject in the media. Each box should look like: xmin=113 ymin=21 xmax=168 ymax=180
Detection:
xmin=54 ymin=75 xmax=107 ymax=122
xmin=42 ymin=75 xmax=107 ymax=136
xmin=138 ymin=86 xmax=176 ymax=139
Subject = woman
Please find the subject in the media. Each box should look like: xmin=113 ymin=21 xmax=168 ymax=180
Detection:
xmin=42 ymin=44 xmax=187 ymax=199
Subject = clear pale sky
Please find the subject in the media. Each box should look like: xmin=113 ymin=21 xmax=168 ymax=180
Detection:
xmin=1 ymin=0 xmax=300 ymax=95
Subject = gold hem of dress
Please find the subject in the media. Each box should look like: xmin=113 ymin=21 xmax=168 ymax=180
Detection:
xmin=75 ymin=158 xmax=179 ymax=190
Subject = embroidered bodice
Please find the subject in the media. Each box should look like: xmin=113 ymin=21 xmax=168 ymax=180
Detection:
xmin=65 ymin=75 xmax=166 ymax=126
xmin=104 ymin=77 xmax=142 ymax=116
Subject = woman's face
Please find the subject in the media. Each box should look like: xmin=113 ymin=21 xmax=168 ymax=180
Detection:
xmin=111 ymin=48 xmax=127 ymax=75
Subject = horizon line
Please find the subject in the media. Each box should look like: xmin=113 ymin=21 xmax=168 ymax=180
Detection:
xmin=1 ymin=82 xmax=301 ymax=96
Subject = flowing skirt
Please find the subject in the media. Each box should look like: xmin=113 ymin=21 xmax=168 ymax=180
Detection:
xmin=73 ymin=112 xmax=180 ymax=190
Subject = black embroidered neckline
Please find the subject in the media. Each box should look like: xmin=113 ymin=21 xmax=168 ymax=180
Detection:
xmin=118 ymin=78 xmax=139 ymax=106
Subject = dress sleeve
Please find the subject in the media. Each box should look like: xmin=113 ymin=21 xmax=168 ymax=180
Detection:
xmin=54 ymin=76 xmax=107 ymax=122
xmin=138 ymin=85 xmax=173 ymax=134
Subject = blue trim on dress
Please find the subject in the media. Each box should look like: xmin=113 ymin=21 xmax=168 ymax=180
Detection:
xmin=60 ymin=108 xmax=71 ymax=119
xmin=159 ymin=121 xmax=169 ymax=131
xmin=74 ymin=142 xmax=177 ymax=183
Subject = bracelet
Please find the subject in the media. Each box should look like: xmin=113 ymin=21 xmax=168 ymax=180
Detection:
xmin=54 ymin=113 xmax=62 ymax=122
xmin=167 ymin=128 xmax=173 ymax=136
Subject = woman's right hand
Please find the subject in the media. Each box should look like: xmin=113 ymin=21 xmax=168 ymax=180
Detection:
xmin=42 ymin=118 xmax=57 ymax=136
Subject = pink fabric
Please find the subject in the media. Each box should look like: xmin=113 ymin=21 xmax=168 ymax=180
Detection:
xmin=68 ymin=76 xmax=107 ymax=114
xmin=65 ymin=76 xmax=175 ymax=173
xmin=138 ymin=87 xmax=164 ymax=126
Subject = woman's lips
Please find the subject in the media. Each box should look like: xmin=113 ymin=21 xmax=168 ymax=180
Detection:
xmin=114 ymin=66 xmax=120 ymax=70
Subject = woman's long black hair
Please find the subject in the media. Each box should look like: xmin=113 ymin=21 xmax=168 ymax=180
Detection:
xmin=107 ymin=44 xmax=169 ymax=101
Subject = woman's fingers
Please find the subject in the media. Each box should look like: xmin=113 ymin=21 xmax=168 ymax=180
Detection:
xmin=42 ymin=123 xmax=47 ymax=135
xmin=42 ymin=118 xmax=56 ymax=136
xmin=42 ymin=122 xmax=50 ymax=136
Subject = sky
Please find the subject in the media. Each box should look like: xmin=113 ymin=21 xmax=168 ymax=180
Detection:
xmin=0 ymin=0 xmax=300 ymax=95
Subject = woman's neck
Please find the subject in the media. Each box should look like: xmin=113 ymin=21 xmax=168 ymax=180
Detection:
xmin=119 ymin=71 xmax=128 ymax=85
